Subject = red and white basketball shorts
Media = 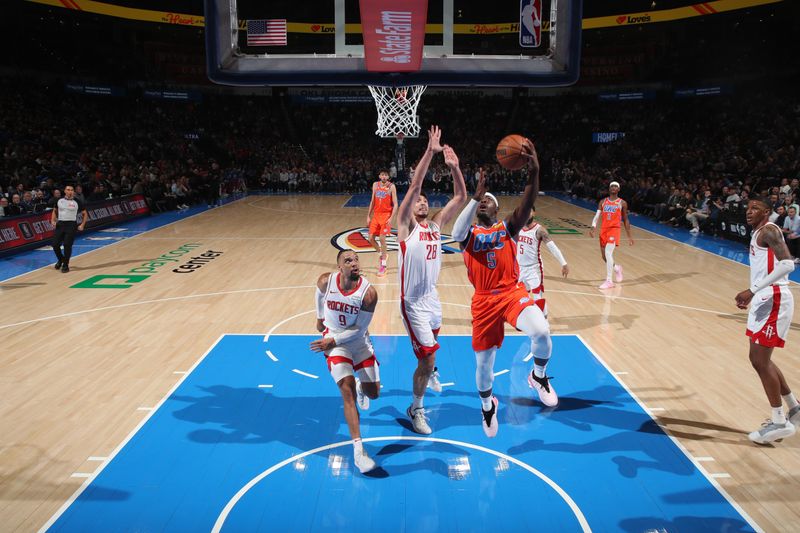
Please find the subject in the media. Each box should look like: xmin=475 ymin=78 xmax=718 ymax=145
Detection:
xmin=600 ymin=227 xmax=621 ymax=247
xmin=518 ymin=274 xmax=547 ymax=315
xmin=323 ymin=333 xmax=381 ymax=383
xmin=471 ymin=283 xmax=535 ymax=351
xmin=369 ymin=213 xmax=392 ymax=236
xmin=747 ymin=285 xmax=793 ymax=348
xmin=400 ymin=291 xmax=442 ymax=359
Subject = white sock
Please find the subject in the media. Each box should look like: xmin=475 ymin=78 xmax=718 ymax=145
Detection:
xmin=412 ymin=394 xmax=424 ymax=410
xmin=783 ymin=393 xmax=799 ymax=410
xmin=533 ymin=363 xmax=547 ymax=379
xmin=605 ymin=244 xmax=615 ymax=281
xmin=480 ymin=394 xmax=493 ymax=411
xmin=772 ymin=406 xmax=786 ymax=425
xmin=353 ymin=438 xmax=363 ymax=453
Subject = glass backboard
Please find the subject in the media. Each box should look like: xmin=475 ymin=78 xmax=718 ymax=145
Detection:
xmin=205 ymin=0 xmax=582 ymax=87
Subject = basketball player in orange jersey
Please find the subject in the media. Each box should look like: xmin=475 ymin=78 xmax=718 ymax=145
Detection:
xmin=452 ymin=141 xmax=557 ymax=438
xmin=310 ymin=250 xmax=381 ymax=473
xmin=366 ymin=170 xmax=399 ymax=277
xmin=734 ymin=197 xmax=799 ymax=444
xmin=589 ymin=181 xmax=634 ymax=289
xmin=395 ymin=125 xmax=467 ymax=434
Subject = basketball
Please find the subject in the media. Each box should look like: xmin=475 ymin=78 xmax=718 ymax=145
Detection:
xmin=495 ymin=134 xmax=530 ymax=170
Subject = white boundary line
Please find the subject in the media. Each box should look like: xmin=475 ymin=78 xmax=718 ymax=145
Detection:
xmin=210 ymin=436 xmax=591 ymax=533
xmin=265 ymin=350 xmax=279 ymax=362
xmin=3 ymin=281 xmax=750 ymax=332
xmin=291 ymin=369 xmax=319 ymax=379
xmin=0 ymin=196 xmax=248 ymax=285
xmin=574 ymin=333 xmax=762 ymax=533
xmin=38 ymin=334 xmax=227 ymax=533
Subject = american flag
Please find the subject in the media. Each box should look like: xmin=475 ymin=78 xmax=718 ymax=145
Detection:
xmin=246 ymin=19 xmax=287 ymax=46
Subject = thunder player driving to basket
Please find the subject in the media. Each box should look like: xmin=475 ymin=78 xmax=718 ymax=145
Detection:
xmin=366 ymin=170 xmax=399 ymax=277
xmin=735 ymin=197 xmax=799 ymax=444
xmin=516 ymin=206 xmax=569 ymax=317
xmin=310 ymin=250 xmax=381 ymax=473
xmin=452 ymin=140 xmax=557 ymax=438
xmin=396 ymin=125 xmax=467 ymax=435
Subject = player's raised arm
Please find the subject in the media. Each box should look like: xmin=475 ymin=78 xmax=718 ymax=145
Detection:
xmin=453 ymin=168 xmax=485 ymax=249
xmin=433 ymin=144 xmax=468 ymax=228
xmin=397 ymin=125 xmax=443 ymax=240
xmin=506 ymin=138 xmax=540 ymax=238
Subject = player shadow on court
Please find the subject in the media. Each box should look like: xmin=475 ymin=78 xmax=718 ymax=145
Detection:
xmin=717 ymin=311 xmax=800 ymax=332
xmin=0 ymin=282 xmax=46 ymax=290
xmin=0 ymin=443 xmax=130 ymax=502
xmin=506 ymin=385 xmax=705 ymax=478
xmin=548 ymin=313 xmax=639 ymax=331
xmin=653 ymin=414 xmax=750 ymax=446
xmin=171 ymin=385 xmax=477 ymax=479
xmin=619 ymin=514 xmax=751 ymax=533
xmin=566 ymin=271 xmax=700 ymax=288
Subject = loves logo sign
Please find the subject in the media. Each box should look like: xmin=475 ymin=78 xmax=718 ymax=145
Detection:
xmin=616 ymin=15 xmax=627 ymax=24
xmin=311 ymin=24 xmax=321 ymax=32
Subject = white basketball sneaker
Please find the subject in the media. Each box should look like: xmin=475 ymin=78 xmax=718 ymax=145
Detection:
xmin=789 ymin=405 xmax=800 ymax=426
xmin=748 ymin=419 xmax=796 ymax=444
xmin=528 ymin=372 xmax=558 ymax=407
xmin=355 ymin=378 xmax=369 ymax=411
xmin=353 ymin=447 xmax=377 ymax=473
xmin=427 ymin=367 xmax=442 ymax=393
xmin=407 ymin=405 xmax=432 ymax=435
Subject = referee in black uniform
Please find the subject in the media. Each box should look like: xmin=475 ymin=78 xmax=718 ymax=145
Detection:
xmin=50 ymin=185 xmax=87 ymax=273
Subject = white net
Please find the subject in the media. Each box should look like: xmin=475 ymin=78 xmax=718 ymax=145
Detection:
xmin=367 ymin=85 xmax=427 ymax=138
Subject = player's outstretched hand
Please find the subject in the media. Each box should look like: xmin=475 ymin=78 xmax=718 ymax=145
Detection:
xmin=735 ymin=289 xmax=753 ymax=309
xmin=428 ymin=125 xmax=444 ymax=153
xmin=589 ymin=228 xmax=595 ymax=238
xmin=628 ymin=238 xmax=635 ymax=246
xmin=520 ymin=138 xmax=539 ymax=173
xmin=472 ymin=168 xmax=487 ymax=201
xmin=443 ymin=145 xmax=459 ymax=168
xmin=562 ymin=264 xmax=569 ymax=278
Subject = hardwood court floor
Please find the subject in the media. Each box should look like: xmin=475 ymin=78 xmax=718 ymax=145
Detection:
xmin=1 ymin=194 xmax=798 ymax=531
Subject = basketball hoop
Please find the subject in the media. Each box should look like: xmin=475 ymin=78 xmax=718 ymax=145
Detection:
xmin=368 ymin=85 xmax=426 ymax=139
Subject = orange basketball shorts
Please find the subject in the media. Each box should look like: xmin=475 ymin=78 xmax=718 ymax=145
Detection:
xmin=600 ymin=227 xmax=621 ymax=247
xmin=369 ymin=213 xmax=392 ymax=236
xmin=470 ymin=283 xmax=535 ymax=351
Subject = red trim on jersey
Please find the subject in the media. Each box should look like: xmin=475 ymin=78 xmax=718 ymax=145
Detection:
xmin=746 ymin=286 xmax=785 ymax=348
xmin=354 ymin=356 xmax=378 ymax=371
xmin=767 ymin=247 xmax=774 ymax=274
xmin=337 ymin=272 xmax=363 ymax=296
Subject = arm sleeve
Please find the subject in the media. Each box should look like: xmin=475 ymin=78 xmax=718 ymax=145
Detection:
xmin=750 ymin=259 xmax=795 ymax=293
xmin=452 ymin=199 xmax=478 ymax=242
xmin=315 ymin=287 xmax=325 ymax=319
xmin=591 ymin=210 xmax=601 ymax=228
xmin=332 ymin=310 xmax=374 ymax=345
xmin=545 ymin=240 xmax=567 ymax=266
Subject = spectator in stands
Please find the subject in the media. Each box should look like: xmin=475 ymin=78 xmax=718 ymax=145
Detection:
xmin=6 ymin=194 xmax=24 ymax=216
xmin=0 ymin=197 xmax=8 ymax=217
xmin=782 ymin=205 xmax=800 ymax=261
xmin=686 ymin=190 xmax=712 ymax=234
xmin=770 ymin=205 xmax=787 ymax=227
xmin=47 ymin=189 xmax=62 ymax=208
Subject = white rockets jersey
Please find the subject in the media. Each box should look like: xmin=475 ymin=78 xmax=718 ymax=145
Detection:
xmin=749 ymin=222 xmax=790 ymax=289
xmin=517 ymin=224 xmax=543 ymax=283
xmin=323 ymin=272 xmax=371 ymax=337
xmin=398 ymin=220 xmax=441 ymax=300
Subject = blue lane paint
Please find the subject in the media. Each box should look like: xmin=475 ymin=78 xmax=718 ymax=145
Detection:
xmin=344 ymin=193 xmax=454 ymax=208
xmin=547 ymin=192 xmax=800 ymax=284
xmin=0 ymin=196 xmax=244 ymax=283
xmin=49 ymin=334 xmax=754 ymax=533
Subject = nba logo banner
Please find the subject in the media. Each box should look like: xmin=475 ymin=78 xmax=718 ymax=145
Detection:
xmin=519 ymin=0 xmax=542 ymax=48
